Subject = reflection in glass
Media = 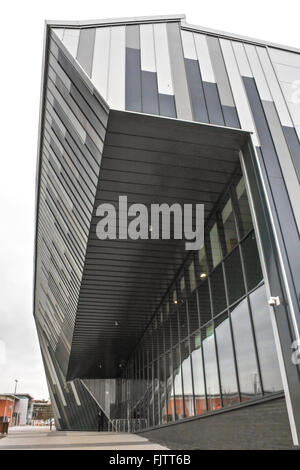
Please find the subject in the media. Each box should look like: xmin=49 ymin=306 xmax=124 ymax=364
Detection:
xmin=242 ymin=232 xmax=263 ymax=291
xmin=198 ymin=246 xmax=208 ymax=280
xmin=198 ymin=280 xmax=211 ymax=326
xmin=202 ymin=325 xmax=221 ymax=411
xmin=250 ymin=286 xmax=283 ymax=393
xmin=236 ymin=177 xmax=253 ymax=237
xmin=181 ymin=340 xmax=195 ymax=417
xmin=222 ymin=198 xmax=238 ymax=253
xmin=209 ymin=223 xmax=222 ymax=268
xmin=231 ymin=298 xmax=261 ymax=400
xmin=210 ymin=264 xmax=227 ymax=315
xmin=224 ymin=247 xmax=245 ymax=305
xmin=166 ymin=352 xmax=175 ymax=422
xmin=188 ymin=292 xmax=200 ymax=335
xmin=189 ymin=261 xmax=196 ymax=292
xmin=191 ymin=332 xmax=207 ymax=415
xmin=215 ymin=314 xmax=239 ymax=406
xmin=173 ymin=345 xmax=184 ymax=419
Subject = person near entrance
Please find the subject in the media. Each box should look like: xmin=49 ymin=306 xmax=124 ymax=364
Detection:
xmin=97 ymin=409 xmax=103 ymax=432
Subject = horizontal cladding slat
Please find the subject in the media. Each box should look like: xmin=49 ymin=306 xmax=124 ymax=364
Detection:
xmin=98 ymin=168 xmax=226 ymax=193
xmin=102 ymin=146 xmax=237 ymax=173
xmin=104 ymin=133 xmax=239 ymax=160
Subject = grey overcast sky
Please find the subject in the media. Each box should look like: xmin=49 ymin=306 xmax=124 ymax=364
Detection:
xmin=0 ymin=0 xmax=299 ymax=400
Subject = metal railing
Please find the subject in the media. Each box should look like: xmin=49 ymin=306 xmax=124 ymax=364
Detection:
xmin=108 ymin=418 xmax=148 ymax=433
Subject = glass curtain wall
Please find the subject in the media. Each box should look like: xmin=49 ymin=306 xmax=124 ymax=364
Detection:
xmin=121 ymin=175 xmax=283 ymax=430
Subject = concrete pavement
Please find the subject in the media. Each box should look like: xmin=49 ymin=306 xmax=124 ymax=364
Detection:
xmin=0 ymin=426 xmax=167 ymax=450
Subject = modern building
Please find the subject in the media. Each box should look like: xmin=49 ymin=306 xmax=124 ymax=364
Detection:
xmin=34 ymin=14 xmax=300 ymax=449
xmin=0 ymin=394 xmax=34 ymax=425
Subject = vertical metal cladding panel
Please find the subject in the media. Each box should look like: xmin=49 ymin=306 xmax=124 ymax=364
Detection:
xmin=166 ymin=22 xmax=193 ymax=121
xmin=125 ymin=25 xmax=142 ymax=112
xmin=153 ymin=23 xmax=176 ymax=117
xmin=206 ymin=35 xmax=240 ymax=128
xmin=242 ymin=76 xmax=300 ymax=314
xmin=92 ymin=27 xmax=111 ymax=101
xmin=140 ymin=24 xmax=159 ymax=115
xmin=35 ymin=33 xmax=110 ymax=430
xmin=244 ymin=44 xmax=300 ymax=227
xmin=193 ymin=33 xmax=224 ymax=126
xmin=181 ymin=30 xmax=209 ymax=123
xmin=77 ymin=28 xmax=96 ymax=77
xmin=269 ymin=48 xmax=300 ymax=140
xmin=220 ymin=39 xmax=259 ymax=146
xmin=107 ymin=26 xmax=126 ymax=110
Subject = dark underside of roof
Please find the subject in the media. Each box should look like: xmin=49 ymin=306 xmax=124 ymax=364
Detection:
xmin=67 ymin=110 xmax=250 ymax=380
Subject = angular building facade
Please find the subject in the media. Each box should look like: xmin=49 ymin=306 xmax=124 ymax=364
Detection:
xmin=34 ymin=14 xmax=300 ymax=448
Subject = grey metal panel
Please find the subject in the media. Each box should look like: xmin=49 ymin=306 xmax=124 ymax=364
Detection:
xmin=283 ymin=126 xmax=300 ymax=180
xmin=77 ymin=28 xmax=96 ymax=77
xmin=222 ymin=105 xmax=240 ymax=128
xmin=125 ymin=47 xmax=142 ymax=112
xmin=184 ymin=58 xmax=209 ymax=123
xmin=141 ymin=71 xmax=159 ymax=115
xmin=158 ymin=93 xmax=176 ymax=118
xmin=262 ymin=100 xmax=300 ymax=229
xmin=166 ymin=22 xmax=193 ymax=121
xmin=203 ymin=81 xmax=224 ymax=126
xmin=126 ymin=24 xmax=140 ymax=49
xmin=206 ymin=36 xmax=235 ymax=107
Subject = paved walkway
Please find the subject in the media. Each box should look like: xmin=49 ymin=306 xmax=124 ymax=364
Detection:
xmin=0 ymin=426 xmax=167 ymax=450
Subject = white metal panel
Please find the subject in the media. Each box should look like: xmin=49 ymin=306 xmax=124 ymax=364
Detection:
xmin=274 ymin=63 xmax=300 ymax=84
xmin=257 ymin=48 xmax=293 ymax=127
xmin=140 ymin=24 xmax=156 ymax=72
xmin=153 ymin=23 xmax=174 ymax=95
xmin=63 ymin=29 xmax=80 ymax=59
xmin=295 ymin=126 xmax=300 ymax=140
xmin=53 ymin=28 xmax=65 ymax=41
xmin=194 ymin=33 xmax=216 ymax=83
xmin=269 ymin=48 xmax=300 ymax=69
xmin=181 ymin=30 xmax=197 ymax=60
xmin=232 ymin=42 xmax=252 ymax=77
xmin=220 ymin=39 xmax=259 ymax=146
xmin=245 ymin=45 xmax=272 ymax=101
xmin=287 ymin=101 xmax=300 ymax=125
xmin=70 ymin=381 xmax=81 ymax=406
xmin=280 ymin=81 xmax=300 ymax=104
xmin=91 ymin=27 xmax=110 ymax=100
xmin=107 ymin=26 xmax=126 ymax=109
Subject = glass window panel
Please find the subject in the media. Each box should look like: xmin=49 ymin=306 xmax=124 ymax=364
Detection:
xmin=181 ymin=340 xmax=195 ymax=417
xmin=250 ymin=286 xmax=283 ymax=393
xmin=209 ymin=223 xmax=222 ymax=268
xmin=210 ymin=264 xmax=227 ymax=315
xmin=178 ymin=303 xmax=188 ymax=340
xmin=188 ymin=291 xmax=200 ymax=334
xmin=198 ymin=280 xmax=212 ymax=326
xmin=170 ymin=308 xmax=179 ymax=345
xmin=159 ymin=355 xmax=166 ymax=424
xmin=198 ymin=245 xmax=208 ymax=281
xmin=157 ymin=319 xmax=164 ymax=356
xmin=202 ymin=325 xmax=221 ymax=411
xmin=191 ymin=332 xmax=207 ymax=415
xmin=180 ymin=276 xmax=186 ymax=296
xmin=153 ymin=361 xmax=160 ymax=425
xmin=173 ymin=345 xmax=184 ymax=420
xmin=230 ymin=298 xmax=261 ymax=401
xmin=241 ymin=232 xmax=263 ymax=291
xmin=236 ymin=177 xmax=253 ymax=237
xmin=215 ymin=313 xmax=239 ymax=407
xmin=224 ymin=246 xmax=245 ymax=305
xmin=166 ymin=352 xmax=175 ymax=422
xmin=189 ymin=261 xmax=196 ymax=292
xmin=164 ymin=317 xmax=172 ymax=351
xmin=222 ymin=198 xmax=238 ymax=253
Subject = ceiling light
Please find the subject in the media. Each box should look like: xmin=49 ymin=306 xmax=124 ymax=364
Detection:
xmin=200 ymin=272 xmax=207 ymax=279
